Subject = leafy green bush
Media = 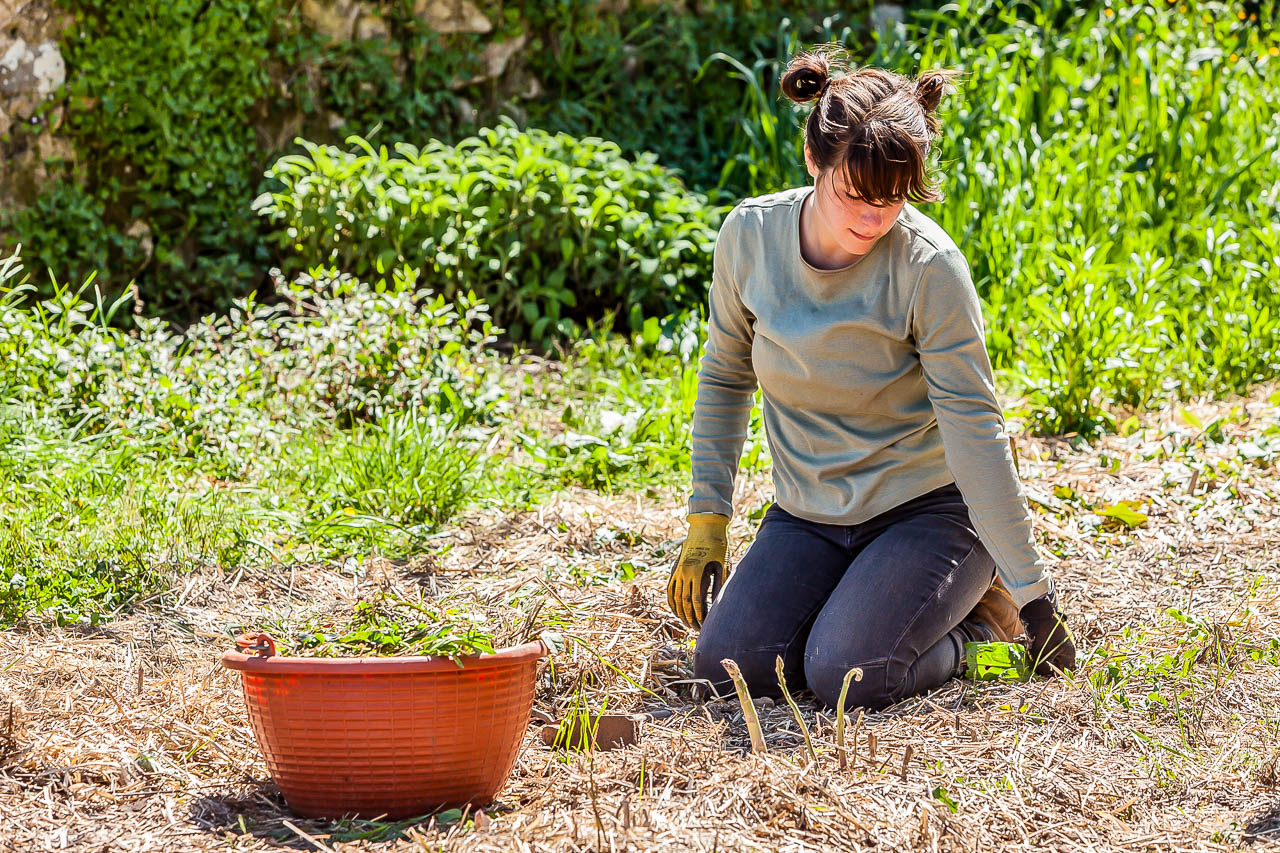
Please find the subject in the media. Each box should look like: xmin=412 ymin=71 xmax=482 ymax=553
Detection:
xmin=253 ymin=120 xmax=724 ymax=347
xmin=0 ymin=247 xmax=505 ymax=476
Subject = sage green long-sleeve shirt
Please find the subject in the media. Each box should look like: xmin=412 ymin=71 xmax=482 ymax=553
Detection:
xmin=688 ymin=185 xmax=1053 ymax=608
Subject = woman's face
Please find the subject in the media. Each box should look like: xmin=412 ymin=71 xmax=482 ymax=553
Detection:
xmin=805 ymin=146 xmax=907 ymax=256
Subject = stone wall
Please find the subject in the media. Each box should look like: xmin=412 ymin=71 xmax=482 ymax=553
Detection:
xmin=0 ymin=0 xmax=74 ymax=211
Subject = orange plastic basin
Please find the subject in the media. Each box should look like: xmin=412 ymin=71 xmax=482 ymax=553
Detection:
xmin=222 ymin=633 xmax=547 ymax=819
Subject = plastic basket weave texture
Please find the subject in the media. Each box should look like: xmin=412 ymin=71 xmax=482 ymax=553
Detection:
xmin=223 ymin=637 xmax=545 ymax=819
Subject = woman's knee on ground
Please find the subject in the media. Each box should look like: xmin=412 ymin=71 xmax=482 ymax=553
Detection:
xmin=803 ymin=651 xmax=894 ymax=710
xmin=802 ymin=611 xmax=899 ymax=709
xmin=693 ymin=630 xmax=790 ymax=700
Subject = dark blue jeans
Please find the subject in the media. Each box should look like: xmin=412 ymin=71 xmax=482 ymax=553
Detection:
xmin=692 ymin=481 xmax=996 ymax=711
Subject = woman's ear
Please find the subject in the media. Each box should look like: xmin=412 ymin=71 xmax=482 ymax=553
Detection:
xmin=804 ymin=142 xmax=820 ymax=180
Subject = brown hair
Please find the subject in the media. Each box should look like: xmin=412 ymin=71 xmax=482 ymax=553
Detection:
xmin=780 ymin=46 xmax=959 ymax=204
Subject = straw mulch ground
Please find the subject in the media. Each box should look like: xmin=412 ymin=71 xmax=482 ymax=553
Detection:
xmin=4 ymin=381 xmax=1280 ymax=852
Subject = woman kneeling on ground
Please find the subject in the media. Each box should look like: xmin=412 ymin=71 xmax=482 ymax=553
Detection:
xmin=667 ymin=48 xmax=1076 ymax=712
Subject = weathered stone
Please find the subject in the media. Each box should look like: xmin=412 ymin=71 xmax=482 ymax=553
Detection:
xmin=299 ymin=0 xmax=364 ymax=42
xmin=0 ymin=0 xmax=72 ymax=42
xmin=33 ymin=130 xmax=70 ymax=164
xmin=0 ymin=38 xmax=66 ymax=99
xmin=354 ymin=11 xmax=390 ymax=41
xmin=449 ymin=33 xmax=526 ymax=90
xmin=0 ymin=0 xmax=21 ymax=30
xmin=125 ymin=220 xmax=153 ymax=261
xmin=6 ymin=146 xmax=52 ymax=206
xmin=0 ymin=0 xmax=72 ymax=162
xmin=414 ymin=0 xmax=491 ymax=34
xmin=6 ymin=94 xmax=32 ymax=120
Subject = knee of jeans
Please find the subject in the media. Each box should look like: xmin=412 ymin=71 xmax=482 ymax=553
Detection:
xmin=803 ymin=652 xmax=892 ymax=711
xmin=692 ymin=620 xmax=735 ymax=687
xmin=693 ymin=636 xmax=781 ymax=699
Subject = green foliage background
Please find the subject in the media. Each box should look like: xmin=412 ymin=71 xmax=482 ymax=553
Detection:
xmin=0 ymin=0 xmax=861 ymax=322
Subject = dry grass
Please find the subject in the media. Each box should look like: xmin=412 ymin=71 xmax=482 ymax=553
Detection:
xmin=4 ymin=381 xmax=1280 ymax=851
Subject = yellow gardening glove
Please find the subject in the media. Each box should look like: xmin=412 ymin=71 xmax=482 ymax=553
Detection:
xmin=666 ymin=512 xmax=729 ymax=630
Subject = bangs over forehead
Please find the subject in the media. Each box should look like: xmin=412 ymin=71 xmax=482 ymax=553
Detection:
xmin=798 ymin=63 xmax=950 ymax=206
xmin=835 ymin=122 xmax=931 ymax=205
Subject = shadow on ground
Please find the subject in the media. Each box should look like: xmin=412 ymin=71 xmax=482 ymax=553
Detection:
xmin=1244 ymin=801 xmax=1280 ymax=844
xmin=188 ymin=778 xmax=475 ymax=847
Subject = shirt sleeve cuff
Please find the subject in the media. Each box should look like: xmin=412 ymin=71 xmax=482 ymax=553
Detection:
xmin=688 ymin=496 xmax=733 ymax=519
xmin=1003 ymin=573 xmax=1055 ymax=610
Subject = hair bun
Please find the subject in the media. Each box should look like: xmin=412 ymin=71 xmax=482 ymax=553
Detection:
xmin=781 ymin=52 xmax=835 ymax=104
xmin=913 ymin=69 xmax=959 ymax=115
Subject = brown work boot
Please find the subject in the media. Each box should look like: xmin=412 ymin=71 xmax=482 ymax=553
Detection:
xmin=962 ymin=575 xmax=1024 ymax=644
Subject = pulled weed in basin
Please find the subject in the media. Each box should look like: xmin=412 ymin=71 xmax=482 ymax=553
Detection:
xmin=258 ymin=589 xmax=496 ymax=661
